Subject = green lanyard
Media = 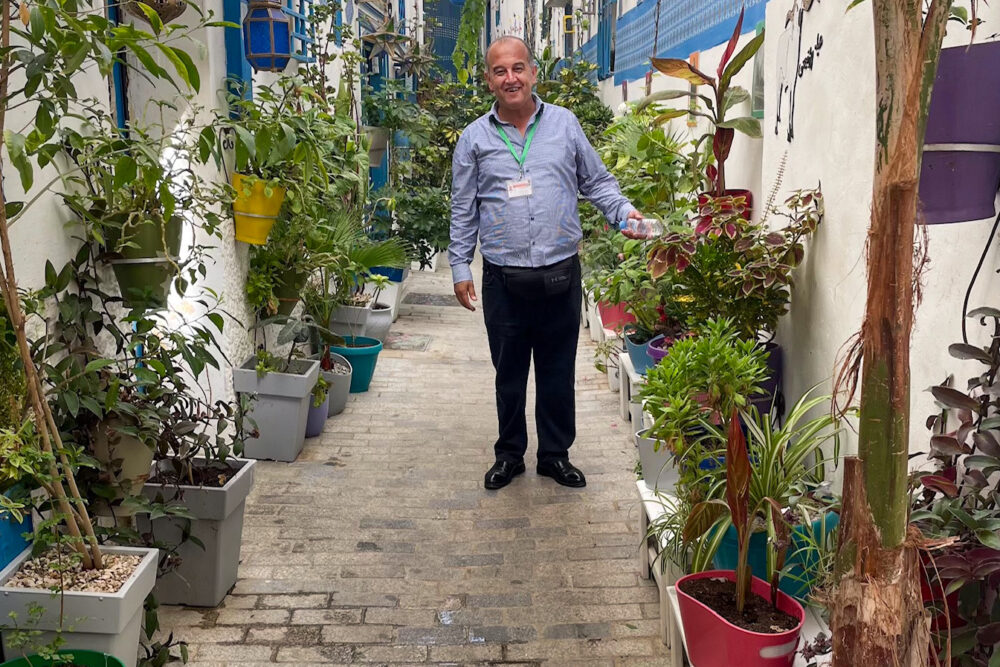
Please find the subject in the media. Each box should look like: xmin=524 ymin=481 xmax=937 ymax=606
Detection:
xmin=495 ymin=118 xmax=540 ymax=177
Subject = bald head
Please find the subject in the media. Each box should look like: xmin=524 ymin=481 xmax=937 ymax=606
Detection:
xmin=485 ymin=36 xmax=534 ymax=70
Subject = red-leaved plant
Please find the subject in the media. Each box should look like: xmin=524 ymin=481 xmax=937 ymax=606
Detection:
xmin=642 ymin=7 xmax=764 ymax=196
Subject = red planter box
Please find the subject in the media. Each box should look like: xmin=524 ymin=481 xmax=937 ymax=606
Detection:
xmin=597 ymin=301 xmax=635 ymax=332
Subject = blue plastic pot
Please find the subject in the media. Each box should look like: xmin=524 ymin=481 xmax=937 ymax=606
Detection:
xmin=329 ymin=336 xmax=383 ymax=393
xmin=625 ymin=332 xmax=663 ymax=375
xmin=712 ymin=511 xmax=839 ymax=601
xmin=369 ymin=266 xmax=407 ymax=282
xmin=1 ymin=488 xmax=32 ymax=571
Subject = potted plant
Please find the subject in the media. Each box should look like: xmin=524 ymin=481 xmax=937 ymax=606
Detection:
xmin=0 ymin=265 xmax=158 ymax=667
xmin=588 ymin=238 xmax=685 ymax=374
xmin=305 ymin=376 xmax=330 ymax=437
xmin=0 ymin=0 xmax=218 ymax=662
xmin=643 ymin=7 xmax=764 ymax=202
xmin=60 ymin=108 xmax=227 ymax=311
xmin=234 ymin=321 xmax=323 ymax=462
xmin=693 ymin=388 xmax=843 ymax=602
xmin=910 ymin=305 xmax=1000 ymax=664
xmin=647 ymin=189 xmax=823 ymax=416
xmin=300 ymin=272 xmax=353 ymax=418
xmin=132 ymin=392 xmax=257 ymax=609
xmin=307 ymin=207 xmax=407 ymax=338
xmin=359 ymin=274 xmax=394 ymax=343
xmin=675 ymin=412 xmax=805 ymax=667
xmin=639 ymin=317 xmax=768 ymax=456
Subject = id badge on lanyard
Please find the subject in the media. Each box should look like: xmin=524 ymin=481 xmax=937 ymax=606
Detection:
xmin=496 ymin=119 xmax=539 ymax=200
xmin=506 ymin=178 xmax=533 ymax=198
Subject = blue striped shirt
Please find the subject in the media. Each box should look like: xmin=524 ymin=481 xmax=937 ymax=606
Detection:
xmin=449 ymin=96 xmax=636 ymax=284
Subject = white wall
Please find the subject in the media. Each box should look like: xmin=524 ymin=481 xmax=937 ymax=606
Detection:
xmin=7 ymin=0 xmax=354 ymax=406
xmin=599 ymin=0 xmax=1000 ymax=471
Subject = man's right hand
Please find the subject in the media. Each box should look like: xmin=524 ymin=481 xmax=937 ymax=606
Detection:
xmin=454 ymin=280 xmax=477 ymax=311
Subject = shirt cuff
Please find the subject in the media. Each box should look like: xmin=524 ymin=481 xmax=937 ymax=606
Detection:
xmin=452 ymin=263 xmax=474 ymax=284
xmin=616 ymin=203 xmax=637 ymax=222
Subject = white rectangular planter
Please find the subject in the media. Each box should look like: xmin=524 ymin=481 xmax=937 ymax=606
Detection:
xmin=233 ymin=357 xmax=320 ymax=462
xmin=0 ymin=546 xmax=157 ymax=667
xmin=587 ymin=300 xmax=602 ymax=342
xmin=365 ymin=280 xmax=405 ymax=323
xmin=138 ymin=459 xmax=256 ymax=607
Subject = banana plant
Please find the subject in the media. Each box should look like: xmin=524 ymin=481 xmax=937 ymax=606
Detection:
xmin=637 ymin=7 xmax=764 ymax=196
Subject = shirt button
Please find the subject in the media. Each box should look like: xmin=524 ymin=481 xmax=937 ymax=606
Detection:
xmin=530 ymin=216 xmax=535 ymax=221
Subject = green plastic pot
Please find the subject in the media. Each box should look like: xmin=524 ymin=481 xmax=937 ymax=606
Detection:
xmin=108 ymin=215 xmax=182 ymax=310
xmin=1 ymin=650 xmax=125 ymax=666
xmin=273 ymin=270 xmax=308 ymax=316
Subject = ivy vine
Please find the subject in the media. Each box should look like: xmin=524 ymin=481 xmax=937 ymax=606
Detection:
xmin=452 ymin=0 xmax=488 ymax=81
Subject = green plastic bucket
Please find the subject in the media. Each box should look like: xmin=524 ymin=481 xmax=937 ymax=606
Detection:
xmin=329 ymin=336 xmax=382 ymax=393
xmin=1 ymin=651 xmax=125 ymax=667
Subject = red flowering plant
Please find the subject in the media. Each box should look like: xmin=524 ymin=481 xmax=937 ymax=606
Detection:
xmin=646 ymin=189 xmax=823 ymax=341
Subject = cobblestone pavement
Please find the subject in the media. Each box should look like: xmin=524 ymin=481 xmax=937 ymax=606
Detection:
xmin=163 ymin=258 xmax=671 ymax=666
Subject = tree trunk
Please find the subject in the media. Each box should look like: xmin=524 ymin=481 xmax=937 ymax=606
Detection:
xmin=831 ymin=1 xmax=952 ymax=664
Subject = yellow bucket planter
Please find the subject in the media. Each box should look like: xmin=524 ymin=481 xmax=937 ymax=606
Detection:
xmin=232 ymin=173 xmax=286 ymax=245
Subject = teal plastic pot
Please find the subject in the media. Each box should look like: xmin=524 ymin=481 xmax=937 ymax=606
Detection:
xmin=1 ymin=486 xmax=32 ymax=571
xmin=712 ymin=511 xmax=839 ymax=601
xmin=1 ymin=651 xmax=125 ymax=666
xmin=329 ymin=336 xmax=383 ymax=393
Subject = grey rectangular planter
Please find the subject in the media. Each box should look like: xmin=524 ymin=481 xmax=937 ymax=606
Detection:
xmin=137 ymin=458 xmax=256 ymax=607
xmin=233 ymin=357 xmax=320 ymax=462
xmin=0 ymin=545 xmax=157 ymax=667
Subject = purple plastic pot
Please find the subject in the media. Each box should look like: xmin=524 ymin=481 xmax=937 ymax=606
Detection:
xmin=646 ymin=334 xmax=673 ymax=364
xmin=919 ymin=41 xmax=1000 ymax=224
xmin=305 ymin=395 xmax=330 ymax=438
xmin=750 ymin=342 xmax=783 ymax=419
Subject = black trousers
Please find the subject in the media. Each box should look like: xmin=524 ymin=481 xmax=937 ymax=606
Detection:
xmin=481 ymin=256 xmax=582 ymax=465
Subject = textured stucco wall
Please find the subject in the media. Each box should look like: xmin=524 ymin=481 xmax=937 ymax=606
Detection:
xmin=598 ymin=0 xmax=1000 ymax=473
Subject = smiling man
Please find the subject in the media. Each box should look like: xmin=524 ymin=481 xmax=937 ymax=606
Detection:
xmin=449 ymin=36 xmax=642 ymax=491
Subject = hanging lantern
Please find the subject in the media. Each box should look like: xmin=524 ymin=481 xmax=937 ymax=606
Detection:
xmin=242 ymin=0 xmax=292 ymax=73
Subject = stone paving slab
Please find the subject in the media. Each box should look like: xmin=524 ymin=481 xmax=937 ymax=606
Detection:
xmin=163 ymin=258 xmax=671 ymax=665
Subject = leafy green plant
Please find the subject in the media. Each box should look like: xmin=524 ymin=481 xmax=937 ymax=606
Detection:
xmin=586 ymin=237 xmax=685 ymax=343
xmin=646 ymin=189 xmax=824 ymax=340
xmin=686 ymin=389 xmax=843 ymax=578
xmin=311 ymin=376 xmax=330 ymax=408
xmin=639 ymin=317 xmax=768 ymax=451
xmin=643 ymin=7 xmax=764 ymax=195
xmin=595 ymin=108 xmax=703 ymax=222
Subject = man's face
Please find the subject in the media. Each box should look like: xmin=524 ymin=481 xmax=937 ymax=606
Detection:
xmin=485 ymin=41 xmax=537 ymax=110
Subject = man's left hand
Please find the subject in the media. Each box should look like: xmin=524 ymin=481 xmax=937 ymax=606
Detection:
xmin=626 ymin=209 xmax=644 ymax=221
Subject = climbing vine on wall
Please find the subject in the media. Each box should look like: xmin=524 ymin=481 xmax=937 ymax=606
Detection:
xmin=452 ymin=0 xmax=488 ymax=81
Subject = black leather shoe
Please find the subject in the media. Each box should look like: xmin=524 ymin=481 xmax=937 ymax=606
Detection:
xmin=484 ymin=460 xmax=525 ymax=490
xmin=536 ymin=460 xmax=586 ymax=487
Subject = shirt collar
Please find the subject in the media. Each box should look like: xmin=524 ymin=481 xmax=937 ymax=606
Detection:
xmin=489 ymin=94 xmax=544 ymax=127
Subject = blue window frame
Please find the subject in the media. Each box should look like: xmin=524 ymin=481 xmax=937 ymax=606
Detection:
xmin=285 ymin=0 xmax=318 ymax=62
xmin=597 ymin=0 xmax=614 ymax=79
xmin=106 ymin=0 xmax=129 ymax=130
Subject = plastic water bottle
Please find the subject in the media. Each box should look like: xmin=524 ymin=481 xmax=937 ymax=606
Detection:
xmin=618 ymin=218 xmax=664 ymax=239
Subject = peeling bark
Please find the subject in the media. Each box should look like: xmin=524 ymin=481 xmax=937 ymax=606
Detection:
xmin=832 ymin=1 xmax=953 ymax=664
